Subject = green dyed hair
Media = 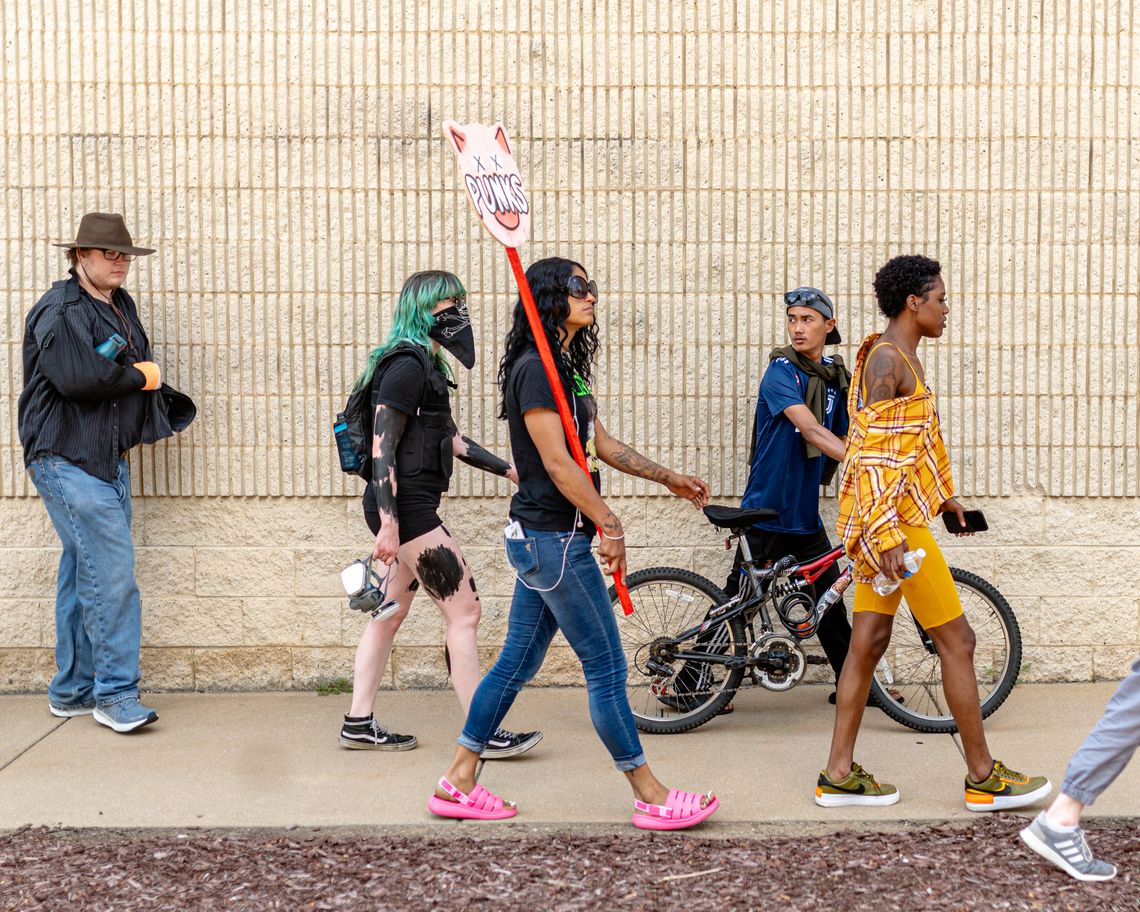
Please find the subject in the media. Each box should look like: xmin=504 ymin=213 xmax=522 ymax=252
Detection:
xmin=354 ymin=269 xmax=466 ymax=391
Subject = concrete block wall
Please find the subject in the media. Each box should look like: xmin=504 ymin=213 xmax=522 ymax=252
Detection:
xmin=2 ymin=493 xmax=1137 ymax=692
xmin=2 ymin=2 xmax=1140 ymax=688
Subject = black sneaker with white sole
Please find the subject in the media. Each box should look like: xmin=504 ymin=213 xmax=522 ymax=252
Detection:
xmin=481 ymin=728 xmax=543 ymax=759
xmin=339 ymin=715 xmax=418 ymax=751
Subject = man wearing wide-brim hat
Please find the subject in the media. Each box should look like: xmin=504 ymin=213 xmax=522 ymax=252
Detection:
xmin=18 ymin=212 xmax=196 ymax=734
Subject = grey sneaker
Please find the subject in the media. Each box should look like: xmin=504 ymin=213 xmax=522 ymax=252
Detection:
xmin=49 ymin=699 xmax=96 ymax=718
xmin=93 ymin=697 xmax=158 ymax=733
xmin=481 ymin=728 xmax=543 ymax=759
xmin=1019 ymin=811 xmax=1117 ymax=882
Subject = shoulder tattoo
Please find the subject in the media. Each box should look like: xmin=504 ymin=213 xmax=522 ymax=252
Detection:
xmin=865 ymin=349 xmax=901 ymax=404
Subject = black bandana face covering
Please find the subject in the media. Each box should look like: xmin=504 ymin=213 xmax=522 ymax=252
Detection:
xmin=429 ymin=302 xmax=476 ymax=369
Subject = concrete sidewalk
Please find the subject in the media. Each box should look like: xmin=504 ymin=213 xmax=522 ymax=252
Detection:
xmin=1 ymin=683 xmax=1137 ymax=830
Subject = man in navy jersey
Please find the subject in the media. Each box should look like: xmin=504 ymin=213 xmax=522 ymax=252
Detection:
xmin=724 ymin=287 xmax=854 ymax=700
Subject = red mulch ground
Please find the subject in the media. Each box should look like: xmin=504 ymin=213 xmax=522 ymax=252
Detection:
xmin=2 ymin=817 xmax=1138 ymax=911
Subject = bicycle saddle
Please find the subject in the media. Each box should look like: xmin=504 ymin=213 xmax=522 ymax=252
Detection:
xmin=702 ymin=505 xmax=780 ymax=530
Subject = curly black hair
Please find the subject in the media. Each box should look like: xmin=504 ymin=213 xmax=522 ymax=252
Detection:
xmin=872 ymin=255 xmax=942 ymax=319
xmin=497 ymin=257 xmax=600 ymax=420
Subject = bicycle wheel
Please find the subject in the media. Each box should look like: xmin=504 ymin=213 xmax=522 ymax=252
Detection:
xmin=868 ymin=567 xmax=1021 ymax=734
xmin=609 ymin=567 xmax=747 ymax=734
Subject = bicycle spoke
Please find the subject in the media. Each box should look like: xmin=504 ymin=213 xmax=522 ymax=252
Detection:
xmin=867 ymin=573 xmax=1018 ymax=728
xmin=613 ymin=572 xmax=743 ymax=730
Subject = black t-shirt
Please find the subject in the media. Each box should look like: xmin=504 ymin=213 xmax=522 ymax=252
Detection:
xmin=362 ymin=349 xmax=452 ymax=513
xmin=505 ymin=349 xmax=600 ymax=533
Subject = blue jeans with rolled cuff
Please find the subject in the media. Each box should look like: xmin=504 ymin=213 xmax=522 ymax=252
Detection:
xmin=27 ymin=454 xmax=143 ymax=707
xmin=459 ymin=526 xmax=647 ymax=772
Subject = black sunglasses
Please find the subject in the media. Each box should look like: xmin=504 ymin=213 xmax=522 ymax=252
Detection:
xmin=784 ymin=289 xmax=824 ymax=308
xmin=565 ymin=276 xmax=599 ymax=300
xmin=785 ymin=289 xmax=836 ymax=321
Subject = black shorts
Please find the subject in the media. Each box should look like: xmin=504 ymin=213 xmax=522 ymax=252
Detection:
xmin=362 ymin=486 xmax=443 ymax=545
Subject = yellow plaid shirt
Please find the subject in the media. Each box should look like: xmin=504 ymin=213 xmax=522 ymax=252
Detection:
xmin=837 ymin=333 xmax=955 ymax=581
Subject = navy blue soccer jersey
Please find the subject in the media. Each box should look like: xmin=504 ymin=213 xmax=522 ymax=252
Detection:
xmin=740 ymin=355 xmax=849 ymax=534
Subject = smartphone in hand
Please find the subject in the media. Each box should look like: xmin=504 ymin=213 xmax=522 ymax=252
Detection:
xmin=943 ymin=509 xmax=988 ymax=533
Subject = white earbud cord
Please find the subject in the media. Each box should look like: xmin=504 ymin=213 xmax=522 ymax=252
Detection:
xmin=512 ymin=383 xmax=585 ymax=593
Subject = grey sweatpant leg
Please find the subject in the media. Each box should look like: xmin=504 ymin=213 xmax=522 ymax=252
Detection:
xmin=1060 ymin=653 xmax=1140 ymax=806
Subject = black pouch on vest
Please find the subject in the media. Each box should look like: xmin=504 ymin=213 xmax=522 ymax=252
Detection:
xmin=439 ymin=434 xmax=454 ymax=480
xmin=399 ymin=411 xmax=450 ymax=477
xmin=399 ymin=419 xmax=427 ymax=475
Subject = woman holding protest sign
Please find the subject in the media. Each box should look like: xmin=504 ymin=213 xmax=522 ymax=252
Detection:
xmin=428 ymin=257 xmax=720 ymax=829
xmin=339 ymin=270 xmax=541 ymax=760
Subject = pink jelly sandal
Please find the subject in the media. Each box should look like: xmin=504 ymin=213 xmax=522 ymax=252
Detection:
xmin=427 ymin=776 xmax=517 ymax=821
xmin=632 ymin=789 xmax=719 ymax=831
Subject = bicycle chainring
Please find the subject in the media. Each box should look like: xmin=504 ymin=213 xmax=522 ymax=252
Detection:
xmin=749 ymin=633 xmax=806 ymax=692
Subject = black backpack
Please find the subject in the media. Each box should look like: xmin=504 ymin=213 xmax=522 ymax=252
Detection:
xmin=334 ymin=343 xmax=433 ymax=480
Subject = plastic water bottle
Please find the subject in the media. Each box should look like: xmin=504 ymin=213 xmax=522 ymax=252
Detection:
xmin=333 ymin=411 xmax=364 ymax=473
xmin=95 ymin=333 xmax=127 ymax=360
xmin=871 ymin=549 xmax=926 ymax=596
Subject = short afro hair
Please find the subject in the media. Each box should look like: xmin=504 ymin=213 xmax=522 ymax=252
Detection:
xmin=873 ymin=255 xmax=942 ymax=319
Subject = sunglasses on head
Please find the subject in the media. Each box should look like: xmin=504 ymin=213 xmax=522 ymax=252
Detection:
xmin=565 ymin=276 xmax=599 ymax=300
xmin=784 ymin=289 xmax=824 ymax=308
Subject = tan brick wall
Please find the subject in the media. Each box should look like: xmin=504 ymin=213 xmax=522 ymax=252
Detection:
xmin=2 ymin=2 xmax=1139 ymax=687
xmin=1 ymin=494 xmax=1137 ymax=691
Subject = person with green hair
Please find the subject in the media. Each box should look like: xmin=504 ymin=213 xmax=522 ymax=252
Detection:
xmin=340 ymin=269 xmax=542 ymax=759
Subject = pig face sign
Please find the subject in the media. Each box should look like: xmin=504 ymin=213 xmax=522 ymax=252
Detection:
xmin=443 ymin=120 xmax=530 ymax=248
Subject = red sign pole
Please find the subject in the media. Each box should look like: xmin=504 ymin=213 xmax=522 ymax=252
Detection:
xmin=442 ymin=119 xmax=632 ymax=614
xmin=505 ymin=247 xmax=633 ymax=615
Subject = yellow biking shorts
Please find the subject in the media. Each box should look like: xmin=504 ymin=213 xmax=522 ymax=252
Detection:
xmin=852 ymin=524 xmax=963 ymax=630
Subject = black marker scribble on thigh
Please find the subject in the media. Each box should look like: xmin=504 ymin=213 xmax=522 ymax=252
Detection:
xmin=416 ymin=545 xmax=465 ymax=601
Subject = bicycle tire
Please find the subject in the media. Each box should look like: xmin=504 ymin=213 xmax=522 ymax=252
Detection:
xmin=869 ymin=567 xmax=1021 ymax=734
xmin=608 ymin=567 xmax=747 ymax=734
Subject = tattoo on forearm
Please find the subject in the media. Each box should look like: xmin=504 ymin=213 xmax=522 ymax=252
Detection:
xmin=456 ymin=435 xmax=511 ymax=477
xmin=866 ymin=351 xmax=900 ymax=405
xmin=371 ymin=404 xmax=408 ymax=525
xmin=599 ymin=512 xmax=623 ymax=537
xmin=610 ymin=443 xmax=669 ymax=484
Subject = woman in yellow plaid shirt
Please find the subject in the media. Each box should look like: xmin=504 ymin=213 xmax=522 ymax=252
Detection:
xmin=815 ymin=255 xmax=1051 ymax=813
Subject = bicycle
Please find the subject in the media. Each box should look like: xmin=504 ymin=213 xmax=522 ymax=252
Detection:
xmin=608 ymin=504 xmax=1022 ymax=735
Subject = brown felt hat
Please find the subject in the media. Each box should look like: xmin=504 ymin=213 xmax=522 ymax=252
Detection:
xmin=53 ymin=212 xmax=155 ymax=256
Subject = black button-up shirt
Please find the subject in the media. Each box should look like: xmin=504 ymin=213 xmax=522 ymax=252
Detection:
xmin=19 ymin=275 xmax=153 ymax=482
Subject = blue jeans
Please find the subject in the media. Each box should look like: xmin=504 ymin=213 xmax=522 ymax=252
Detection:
xmin=460 ymin=527 xmax=647 ymax=771
xmin=27 ymin=454 xmax=142 ymax=706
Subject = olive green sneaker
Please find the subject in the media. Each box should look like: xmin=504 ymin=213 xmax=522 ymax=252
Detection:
xmin=964 ymin=760 xmax=1051 ymax=812
xmin=815 ymin=762 xmax=900 ymax=807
